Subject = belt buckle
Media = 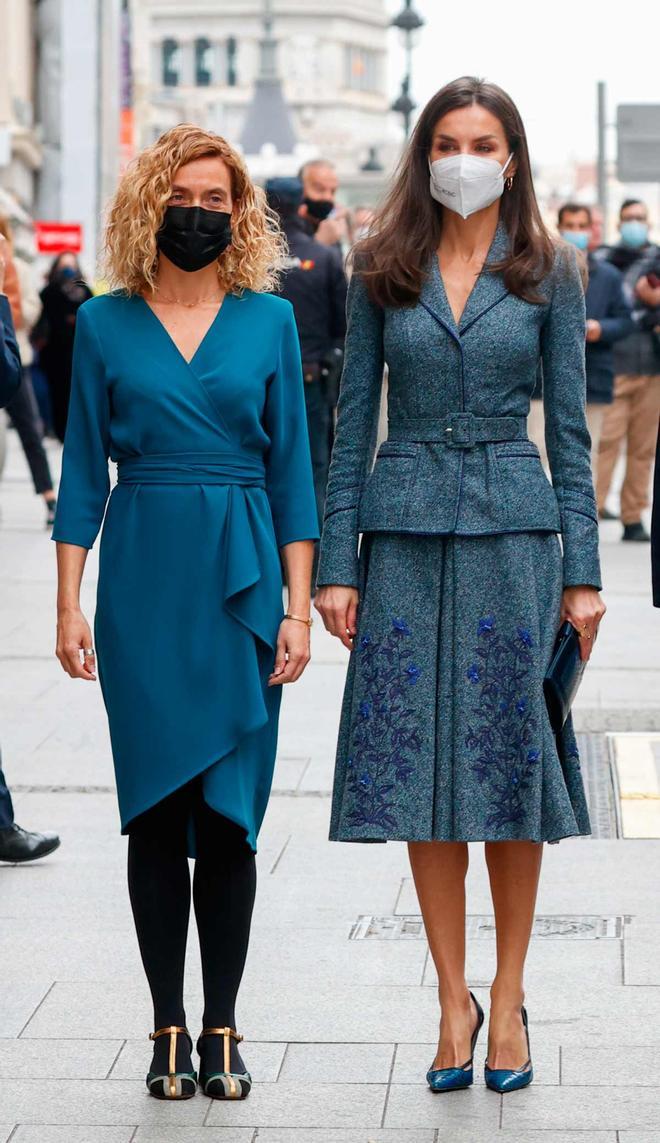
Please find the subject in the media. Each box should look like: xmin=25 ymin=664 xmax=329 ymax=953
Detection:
xmin=444 ymin=412 xmax=474 ymax=449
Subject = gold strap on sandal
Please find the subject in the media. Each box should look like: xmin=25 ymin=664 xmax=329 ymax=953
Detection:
xmin=149 ymin=1025 xmax=190 ymax=1098
xmin=200 ymin=1026 xmax=244 ymax=1075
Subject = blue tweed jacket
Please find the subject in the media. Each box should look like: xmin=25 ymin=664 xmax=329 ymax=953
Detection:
xmin=317 ymin=223 xmax=601 ymax=591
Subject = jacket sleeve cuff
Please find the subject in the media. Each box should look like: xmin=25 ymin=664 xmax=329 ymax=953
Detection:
xmin=561 ymin=507 xmax=602 ymax=589
xmin=316 ymin=506 xmax=360 ymax=587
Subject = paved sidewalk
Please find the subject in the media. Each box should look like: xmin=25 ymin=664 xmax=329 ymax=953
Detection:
xmin=1 ymin=431 xmax=660 ymax=1142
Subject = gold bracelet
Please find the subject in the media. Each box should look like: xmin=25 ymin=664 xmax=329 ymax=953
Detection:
xmin=284 ymin=613 xmax=313 ymax=627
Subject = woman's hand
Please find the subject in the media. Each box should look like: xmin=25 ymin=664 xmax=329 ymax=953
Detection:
xmin=56 ymin=607 xmax=97 ymax=680
xmin=560 ymin=586 xmax=606 ymax=662
xmin=315 ymin=586 xmax=359 ymax=651
xmin=268 ymin=618 xmax=311 ymax=686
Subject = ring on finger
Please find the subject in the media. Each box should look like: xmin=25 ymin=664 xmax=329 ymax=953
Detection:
xmin=83 ymin=647 xmax=95 ymax=657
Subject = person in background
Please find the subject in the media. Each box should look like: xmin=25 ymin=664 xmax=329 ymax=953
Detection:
xmin=37 ymin=252 xmax=93 ymax=443
xmin=556 ymin=204 xmax=633 ymax=468
xmin=298 ymin=159 xmax=350 ymax=251
xmin=0 ymin=216 xmax=57 ymax=527
xmin=266 ymin=177 xmax=347 ymax=556
xmin=596 ymin=199 xmax=660 ymax=540
xmin=0 ymin=235 xmax=61 ymax=863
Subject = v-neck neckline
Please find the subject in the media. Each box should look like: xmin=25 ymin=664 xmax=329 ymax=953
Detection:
xmin=137 ymin=292 xmax=232 ymax=368
xmin=434 ymin=222 xmax=503 ymax=330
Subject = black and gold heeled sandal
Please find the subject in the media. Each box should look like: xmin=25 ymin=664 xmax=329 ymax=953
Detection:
xmin=146 ymin=1025 xmax=197 ymax=1100
xmin=198 ymin=1026 xmax=252 ymax=1100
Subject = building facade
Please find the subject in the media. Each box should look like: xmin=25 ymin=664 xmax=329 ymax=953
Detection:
xmin=0 ymin=0 xmax=41 ymax=216
xmin=129 ymin=0 xmax=392 ymax=178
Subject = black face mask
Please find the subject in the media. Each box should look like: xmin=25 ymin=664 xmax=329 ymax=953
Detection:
xmin=157 ymin=206 xmax=232 ymax=272
xmin=303 ymin=197 xmax=334 ymax=222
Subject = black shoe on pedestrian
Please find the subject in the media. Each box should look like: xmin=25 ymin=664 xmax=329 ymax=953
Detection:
xmin=45 ymin=497 xmax=57 ymax=528
xmin=0 ymin=824 xmax=61 ymax=863
xmin=598 ymin=506 xmax=619 ymax=521
xmin=622 ymin=521 xmax=650 ymax=542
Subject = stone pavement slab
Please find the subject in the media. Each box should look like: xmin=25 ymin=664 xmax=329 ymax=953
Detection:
xmin=11 ymin=1129 xmax=135 ymax=1143
xmin=135 ymin=1131 xmax=256 ymax=1143
xmin=561 ymin=1044 xmax=660 ymax=1085
xmin=204 ymin=1080 xmax=386 ymax=1128
xmin=383 ymin=1083 xmax=500 ymax=1130
xmin=0 ymin=1078 xmax=208 ymax=1126
xmin=278 ymin=1040 xmax=395 ymax=1084
xmin=0 ymin=981 xmax=54 ymax=1038
xmin=501 ymin=1085 xmax=660 ymax=1130
xmin=256 ymin=1132 xmax=436 ymax=1143
xmin=0 ymin=1037 xmax=123 ymax=1079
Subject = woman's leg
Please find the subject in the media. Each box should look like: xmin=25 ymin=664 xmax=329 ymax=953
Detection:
xmin=127 ymin=786 xmax=193 ymax=1074
xmin=193 ymin=797 xmax=257 ymax=1074
xmin=484 ymin=840 xmax=543 ymax=1068
xmin=408 ymin=840 xmax=479 ymax=1068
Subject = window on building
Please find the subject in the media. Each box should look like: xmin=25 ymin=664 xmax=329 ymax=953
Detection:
xmin=162 ymin=38 xmax=181 ymax=87
xmin=226 ymin=37 xmax=237 ymax=87
xmin=344 ymin=45 xmax=379 ymax=93
xmin=195 ymin=37 xmax=213 ymax=86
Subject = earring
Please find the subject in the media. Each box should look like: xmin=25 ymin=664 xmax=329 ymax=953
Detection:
xmin=505 ymin=175 xmax=514 ymax=190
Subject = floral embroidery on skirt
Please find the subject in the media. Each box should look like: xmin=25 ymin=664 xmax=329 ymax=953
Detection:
xmin=329 ymin=532 xmax=591 ymax=845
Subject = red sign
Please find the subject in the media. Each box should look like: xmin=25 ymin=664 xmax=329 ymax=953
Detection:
xmin=34 ymin=221 xmax=83 ymax=255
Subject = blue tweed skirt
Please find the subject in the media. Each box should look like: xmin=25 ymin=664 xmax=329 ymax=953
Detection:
xmin=329 ymin=532 xmax=591 ymax=845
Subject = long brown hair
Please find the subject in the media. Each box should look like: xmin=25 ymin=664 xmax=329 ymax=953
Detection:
xmin=358 ymin=77 xmax=555 ymax=308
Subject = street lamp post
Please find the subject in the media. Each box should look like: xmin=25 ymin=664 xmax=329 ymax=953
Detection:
xmin=390 ymin=0 xmax=425 ymax=138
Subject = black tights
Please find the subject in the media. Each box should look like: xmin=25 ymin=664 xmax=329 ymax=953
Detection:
xmin=127 ymin=777 xmax=256 ymax=1074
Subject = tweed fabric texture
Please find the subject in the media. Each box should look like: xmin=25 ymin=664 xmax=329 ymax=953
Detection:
xmin=317 ymin=224 xmax=601 ymax=591
xmin=329 ymin=531 xmax=591 ymax=844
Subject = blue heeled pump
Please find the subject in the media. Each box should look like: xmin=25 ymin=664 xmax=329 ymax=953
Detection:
xmin=484 ymin=1005 xmax=533 ymax=1093
xmin=426 ymin=991 xmax=485 ymax=1093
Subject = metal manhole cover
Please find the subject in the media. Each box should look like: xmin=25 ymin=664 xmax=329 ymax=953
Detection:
xmin=350 ymin=914 xmax=631 ymax=940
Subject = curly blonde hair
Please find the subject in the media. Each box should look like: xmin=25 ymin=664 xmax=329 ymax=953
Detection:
xmin=104 ymin=125 xmax=285 ymax=295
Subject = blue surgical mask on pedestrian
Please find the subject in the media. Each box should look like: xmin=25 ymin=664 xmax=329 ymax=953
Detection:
xmin=561 ymin=230 xmax=589 ymax=252
xmin=620 ymin=219 xmax=649 ymax=249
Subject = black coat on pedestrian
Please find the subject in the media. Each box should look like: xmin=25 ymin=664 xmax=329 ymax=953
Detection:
xmin=584 ymin=255 xmax=634 ymax=403
xmin=37 ymin=272 xmax=93 ymax=442
xmin=0 ymin=294 xmax=21 ymax=408
xmin=276 ymin=216 xmax=347 ymax=365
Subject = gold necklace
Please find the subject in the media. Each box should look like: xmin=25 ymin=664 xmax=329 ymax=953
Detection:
xmin=152 ymin=290 xmax=224 ymax=308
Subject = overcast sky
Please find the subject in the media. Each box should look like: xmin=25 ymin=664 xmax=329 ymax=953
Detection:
xmin=387 ymin=0 xmax=659 ymax=169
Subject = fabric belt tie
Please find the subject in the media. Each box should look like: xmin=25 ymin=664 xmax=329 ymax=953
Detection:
xmin=387 ymin=413 xmax=528 ymax=448
xmin=116 ymin=451 xmax=266 ymax=486
xmin=116 ymin=451 xmax=276 ymax=653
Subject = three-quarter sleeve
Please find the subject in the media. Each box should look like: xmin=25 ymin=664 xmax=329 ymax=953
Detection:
xmin=316 ymin=271 xmax=384 ymax=588
xmin=264 ymin=304 xmax=319 ymax=548
xmin=51 ymin=304 xmax=111 ymax=550
xmin=541 ymin=247 xmax=601 ymax=589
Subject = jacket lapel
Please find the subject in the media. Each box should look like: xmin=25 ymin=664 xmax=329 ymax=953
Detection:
xmin=458 ymin=221 xmax=510 ymax=334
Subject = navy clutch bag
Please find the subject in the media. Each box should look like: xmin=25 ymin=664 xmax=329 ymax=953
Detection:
xmin=543 ymin=621 xmax=586 ymax=733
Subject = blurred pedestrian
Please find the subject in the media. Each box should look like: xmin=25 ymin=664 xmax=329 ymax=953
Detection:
xmin=316 ymin=76 xmax=605 ymax=1097
xmin=528 ymin=203 xmax=634 ymax=476
xmin=53 ymin=126 xmax=317 ymax=1100
xmin=596 ymin=198 xmax=660 ymax=540
xmin=266 ymin=176 xmax=347 ymax=550
xmin=298 ymin=158 xmax=350 ymax=250
xmin=0 ymin=237 xmax=61 ymax=863
xmin=36 ymin=252 xmax=93 ymax=443
xmin=0 ymin=216 xmax=58 ymax=526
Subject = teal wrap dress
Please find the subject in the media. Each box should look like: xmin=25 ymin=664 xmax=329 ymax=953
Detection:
xmin=52 ymin=290 xmax=319 ymax=852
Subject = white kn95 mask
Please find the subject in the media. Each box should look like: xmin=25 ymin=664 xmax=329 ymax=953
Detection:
xmin=429 ymin=152 xmax=514 ymax=219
